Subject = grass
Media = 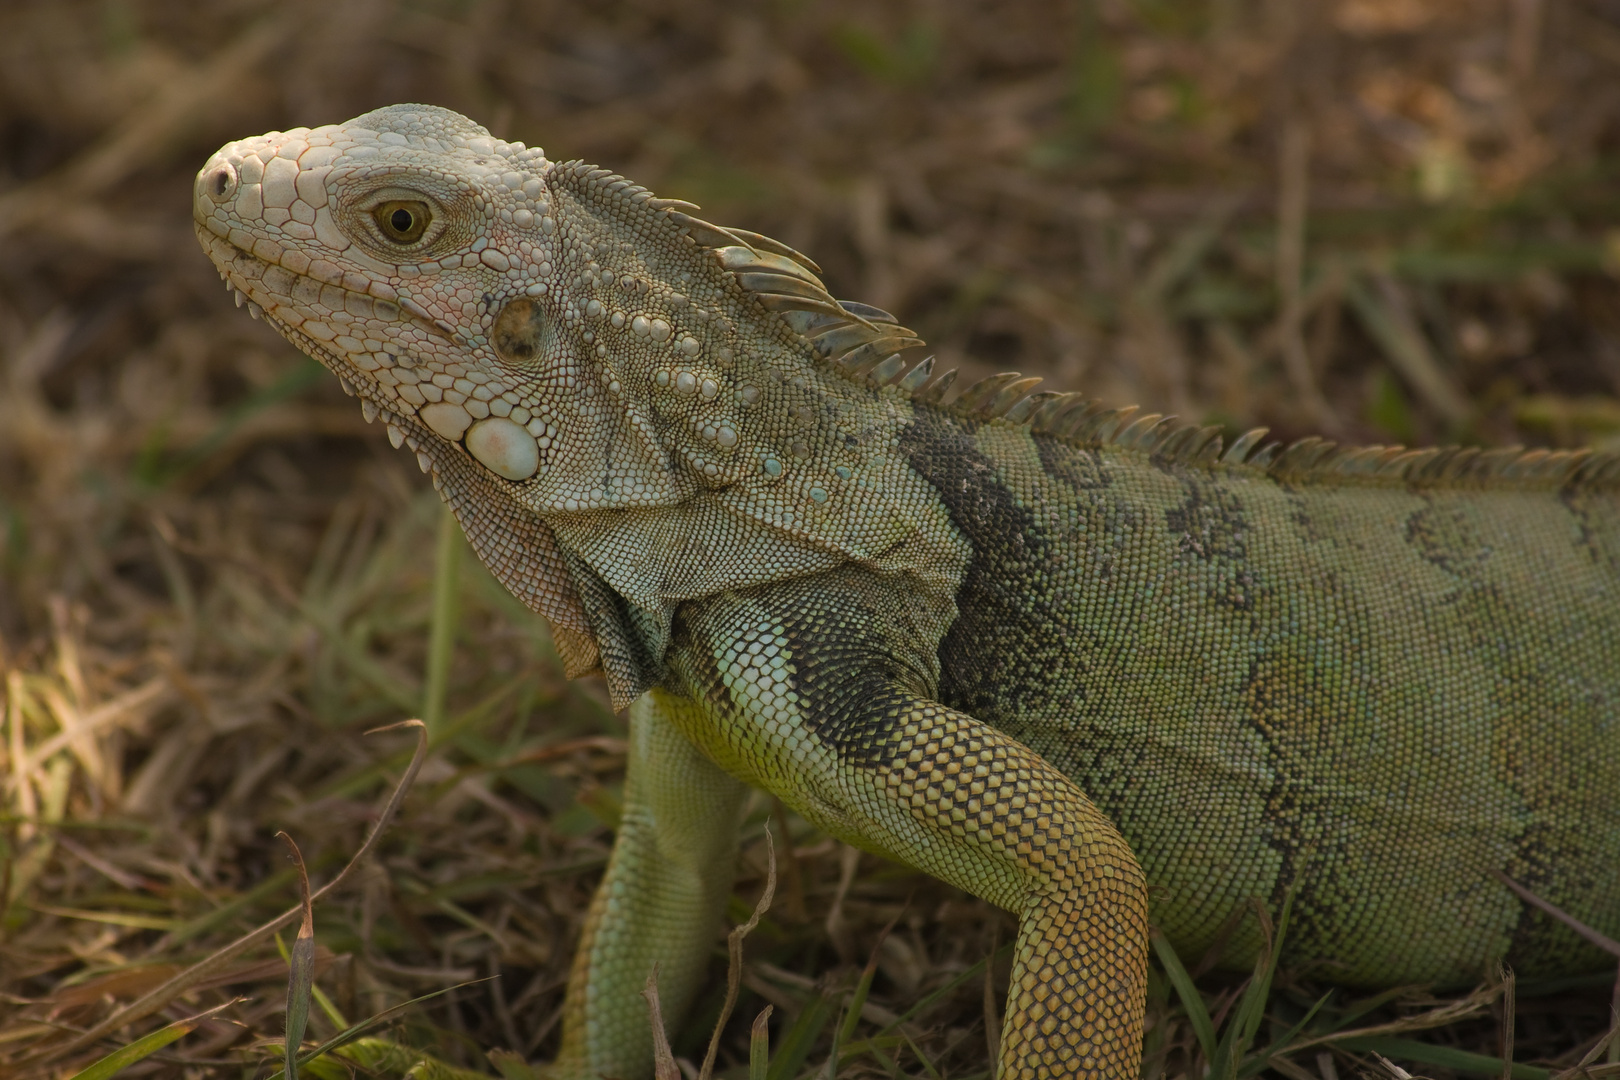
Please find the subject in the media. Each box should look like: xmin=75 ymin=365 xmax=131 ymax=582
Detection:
xmin=2 ymin=0 xmax=1620 ymax=1076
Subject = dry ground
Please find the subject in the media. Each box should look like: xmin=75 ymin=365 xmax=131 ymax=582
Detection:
xmin=2 ymin=0 xmax=1619 ymax=1077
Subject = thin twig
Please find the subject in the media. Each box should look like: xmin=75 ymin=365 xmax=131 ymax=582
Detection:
xmin=1493 ymin=872 xmax=1620 ymax=959
xmin=1275 ymin=115 xmax=1337 ymax=434
xmin=699 ymin=827 xmax=777 ymax=1080
xmin=642 ymin=965 xmax=681 ymax=1080
xmin=1500 ymin=967 xmax=1516 ymax=1080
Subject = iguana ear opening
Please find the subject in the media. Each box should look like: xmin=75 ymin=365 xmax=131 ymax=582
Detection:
xmin=491 ymin=297 xmax=550 ymax=368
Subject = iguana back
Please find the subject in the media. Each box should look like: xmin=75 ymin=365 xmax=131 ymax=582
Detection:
xmin=911 ymin=407 xmax=1620 ymax=983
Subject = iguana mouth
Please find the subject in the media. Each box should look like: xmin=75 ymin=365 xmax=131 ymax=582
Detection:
xmin=193 ymin=223 xmax=524 ymax=484
xmin=194 ymin=223 xmax=452 ymax=348
xmin=197 ymin=225 xmax=388 ymax=400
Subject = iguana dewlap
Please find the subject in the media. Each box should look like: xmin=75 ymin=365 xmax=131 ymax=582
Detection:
xmin=195 ymin=104 xmax=1620 ymax=1079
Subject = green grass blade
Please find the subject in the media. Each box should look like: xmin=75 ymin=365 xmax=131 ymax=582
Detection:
xmin=1150 ymin=929 xmax=1218 ymax=1066
xmin=24 ymin=903 xmax=180 ymax=930
xmin=879 ymin=939 xmax=1015 ymax=1035
xmin=328 ymin=1035 xmax=492 ymax=1079
xmin=65 ymin=1000 xmax=237 ymax=1080
xmin=1211 ymin=891 xmax=1293 ymax=1079
xmin=827 ymin=920 xmax=887 ymax=1075
xmin=751 ymin=1005 xmax=774 ymax=1080
xmin=422 ymin=504 xmax=462 ymax=740
xmin=1336 ymin=1036 xmax=1550 ymax=1079
xmin=259 ymin=978 xmax=491 ymax=1080
xmin=488 ymin=1047 xmax=543 ymax=1080
xmin=309 ymin=981 xmax=349 ymax=1032
xmin=766 ymin=989 xmax=837 ymax=1080
xmin=1241 ymin=989 xmax=1334 ymax=1079
xmin=277 ymin=831 xmax=317 ymax=1080
xmin=159 ymin=867 xmax=301 ymax=947
xmin=1321 ymin=984 xmax=1418 ymax=1031
xmin=142 ymin=357 xmax=327 ymax=488
xmin=900 ymin=1027 xmax=945 ymax=1080
xmin=284 ymin=930 xmax=315 ymax=1080
xmin=842 ymin=962 xmax=879 ymax=1035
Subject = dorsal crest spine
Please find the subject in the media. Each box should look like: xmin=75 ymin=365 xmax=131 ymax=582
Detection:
xmin=641 ymin=196 xmax=1619 ymax=494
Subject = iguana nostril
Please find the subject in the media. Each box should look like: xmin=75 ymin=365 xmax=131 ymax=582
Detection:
xmin=206 ymin=164 xmax=235 ymax=201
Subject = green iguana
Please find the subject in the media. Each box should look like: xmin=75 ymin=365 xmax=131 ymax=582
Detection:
xmin=194 ymin=104 xmax=1620 ymax=1078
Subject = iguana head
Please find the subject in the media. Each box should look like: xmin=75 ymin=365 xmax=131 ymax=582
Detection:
xmin=193 ymin=103 xmax=922 ymax=517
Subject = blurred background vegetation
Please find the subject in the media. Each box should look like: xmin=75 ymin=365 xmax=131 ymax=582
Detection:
xmin=2 ymin=0 xmax=1618 ymax=1076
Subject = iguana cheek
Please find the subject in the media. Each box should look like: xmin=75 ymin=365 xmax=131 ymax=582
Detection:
xmin=419 ymin=402 xmax=473 ymax=441
xmin=417 ymin=401 xmax=542 ymax=480
xmin=465 ymin=416 xmax=540 ymax=480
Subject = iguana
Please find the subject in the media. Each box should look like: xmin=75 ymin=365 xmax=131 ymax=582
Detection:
xmin=194 ymin=104 xmax=1620 ymax=1079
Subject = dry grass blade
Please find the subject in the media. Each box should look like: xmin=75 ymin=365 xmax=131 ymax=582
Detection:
xmin=1376 ymin=1053 xmax=1417 ymax=1079
xmin=1548 ymin=1003 xmax=1620 ymax=1080
xmin=1274 ymin=115 xmax=1336 ymax=434
xmin=13 ymin=677 xmax=169 ymax=777
xmin=19 ymin=719 xmax=430 ymax=1072
xmin=0 ymin=16 xmax=292 ymax=245
xmin=1554 ymin=1024 xmax=1620 ymax=1080
xmin=641 ymin=965 xmax=681 ymax=1080
xmin=1345 ymin=272 xmax=1471 ymax=429
xmin=1495 ymin=872 xmax=1620 ymax=1073
xmin=822 ymin=843 xmax=861 ymax=962
xmin=1287 ymin=983 xmax=1507 ymax=1056
xmin=699 ymin=827 xmax=777 ymax=1080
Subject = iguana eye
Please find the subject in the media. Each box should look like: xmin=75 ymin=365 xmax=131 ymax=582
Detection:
xmin=373 ymin=200 xmax=431 ymax=243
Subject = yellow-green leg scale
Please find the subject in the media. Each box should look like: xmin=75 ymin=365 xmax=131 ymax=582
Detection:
xmin=547 ymin=693 xmax=748 ymax=1078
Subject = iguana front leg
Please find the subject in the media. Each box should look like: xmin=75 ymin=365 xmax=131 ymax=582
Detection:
xmin=660 ymin=567 xmax=1150 ymax=1078
xmin=548 ymin=692 xmax=749 ymax=1079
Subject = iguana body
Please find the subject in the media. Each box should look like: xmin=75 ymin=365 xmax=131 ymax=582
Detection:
xmin=194 ymin=105 xmax=1620 ymax=1078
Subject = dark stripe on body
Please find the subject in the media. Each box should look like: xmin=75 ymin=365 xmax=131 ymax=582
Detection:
xmin=665 ymin=565 xmax=943 ymax=771
xmin=898 ymin=410 xmax=1096 ymax=727
xmin=767 ymin=568 xmax=938 ymax=770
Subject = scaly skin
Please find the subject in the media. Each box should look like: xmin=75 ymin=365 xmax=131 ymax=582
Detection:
xmin=556 ymin=693 xmax=748 ymax=1079
xmin=195 ymin=105 xmax=1620 ymax=1078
